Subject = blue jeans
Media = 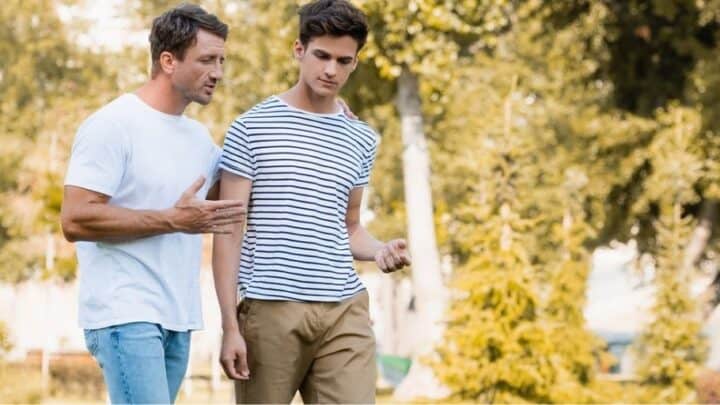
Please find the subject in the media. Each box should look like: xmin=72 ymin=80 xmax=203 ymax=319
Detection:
xmin=84 ymin=322 xmax=190 ymax=404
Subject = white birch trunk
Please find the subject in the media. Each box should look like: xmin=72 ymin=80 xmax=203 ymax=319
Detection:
xmin=392 ymin=67 xmax=449 ymax=401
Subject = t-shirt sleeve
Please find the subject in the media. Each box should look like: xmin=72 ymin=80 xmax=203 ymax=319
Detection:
xmin=354 ymin=134 xmax=378 ymax=188
xmin=64 ymin=116 xmax=127 ymax=197
xmin=220 ymin=119 xmax=255 ymax=180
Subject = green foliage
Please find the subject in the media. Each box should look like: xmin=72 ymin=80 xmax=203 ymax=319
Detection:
xmin=632 ymin=107 xmax=708 ymax=402
xmin=0 ymin=0 xmax=122 ymax=282
xmin=435 ymin=77 xmax=562 ymax=402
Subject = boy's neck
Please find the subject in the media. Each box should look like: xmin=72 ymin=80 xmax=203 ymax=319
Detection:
xmin=280 ymin=83 xmax=340 ymax=114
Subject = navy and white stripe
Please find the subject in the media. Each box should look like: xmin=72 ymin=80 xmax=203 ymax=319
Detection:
xmin=220 ymin=96 xmax=378 ymax=302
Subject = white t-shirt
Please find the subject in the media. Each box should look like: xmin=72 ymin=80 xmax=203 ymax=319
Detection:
xmin=65 ymin=93 xmax=221 ymax=331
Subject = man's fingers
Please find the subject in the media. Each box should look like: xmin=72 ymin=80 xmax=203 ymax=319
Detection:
xmin=210 ymin=217 xmax=245 ymax=227
xmin=221 ymin=357 xmax=242 ymax=380
xmin=337 ymin=98 xmax=358 ymax=120
xmin=211 ymin=207 xmax=246 ymax=220
xmin=183 ymin=176 xmax=206 ymax=197
xmin=205 ymin=199 xmax=245 ymax=210
xmin=208 ymin=225 xmax=234 ymax=234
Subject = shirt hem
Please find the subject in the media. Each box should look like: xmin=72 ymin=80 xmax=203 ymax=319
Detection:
xmin=243 ymin=286 xmax=366 ymax=303
xmin=80 ymin=317 xmax=203 ymax=332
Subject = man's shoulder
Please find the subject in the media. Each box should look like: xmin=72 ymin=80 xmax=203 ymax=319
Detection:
xmin=80 ymin=94 xmax=137 ymax=130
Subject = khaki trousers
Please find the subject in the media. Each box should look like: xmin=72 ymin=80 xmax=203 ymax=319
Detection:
xmin=235 ymin=290 xmax=376 ymax=404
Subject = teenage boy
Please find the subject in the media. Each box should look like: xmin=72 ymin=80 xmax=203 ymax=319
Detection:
xmin=212 ymin=0 xmax=410 ymax=403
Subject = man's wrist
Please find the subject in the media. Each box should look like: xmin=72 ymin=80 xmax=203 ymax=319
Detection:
xmin=161 ymin=208 xmax=180 ymax=232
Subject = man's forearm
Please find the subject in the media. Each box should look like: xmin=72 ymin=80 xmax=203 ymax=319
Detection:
xmin=348 ymin=224 xmax=384 ymax=261
xmin=62 ymin=203 xmax=176 ymax=242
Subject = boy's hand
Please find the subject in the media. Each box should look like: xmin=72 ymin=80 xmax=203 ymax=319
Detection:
xmin=375 ymin=239 xmax=411 ymax=273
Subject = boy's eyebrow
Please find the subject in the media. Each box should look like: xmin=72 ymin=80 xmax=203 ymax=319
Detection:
xmin=312 ymin=49 xmax=354 ymax=61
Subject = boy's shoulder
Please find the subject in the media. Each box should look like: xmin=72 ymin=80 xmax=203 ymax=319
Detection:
xmin=232 ymin=96 xmax=283 ymax=123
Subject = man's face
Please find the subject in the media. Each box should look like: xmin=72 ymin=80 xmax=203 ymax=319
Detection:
xmin=171 ymin=29 xmax=225 ymax=105
xmin=295 ymin=35 xmax=359 ymax=98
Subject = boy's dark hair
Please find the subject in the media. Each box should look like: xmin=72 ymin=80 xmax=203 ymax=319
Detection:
xmin=298 ymin=0 xmax=368 ymax=51
xmin=149 ymin=4 xmax=228 ymax=76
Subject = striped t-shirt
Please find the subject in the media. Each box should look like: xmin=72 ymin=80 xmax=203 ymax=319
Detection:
xmin=220 ymin=96 xmax=378 ymax=302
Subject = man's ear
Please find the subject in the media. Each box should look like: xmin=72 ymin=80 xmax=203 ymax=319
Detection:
xmin=159 ymin=51 xmax=176 ymax=74
xmin=293 ymin=39 xmax=305 ymax=60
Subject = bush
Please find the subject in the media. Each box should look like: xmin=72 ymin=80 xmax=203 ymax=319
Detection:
xmin=0 ymin=363 xmax=43 ymax=404
xmin=48 ymin=353 xmax=104 ymax=399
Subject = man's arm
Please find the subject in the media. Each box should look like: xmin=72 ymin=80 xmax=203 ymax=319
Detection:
xmin=60 ymin=176 xmax=245 ymax=242
xmin=346 ymin=187 xmax=411 ymax=272
xmin=212 ymin=171 xmax=252 ymax=380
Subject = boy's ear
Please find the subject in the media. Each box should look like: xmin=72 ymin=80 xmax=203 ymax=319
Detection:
xmin=293 ymin=39 xmax=305 ymax=59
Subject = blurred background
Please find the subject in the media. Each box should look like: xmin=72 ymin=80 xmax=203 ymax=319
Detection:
xmin=3 ymin=0 xmax=720 ymax=403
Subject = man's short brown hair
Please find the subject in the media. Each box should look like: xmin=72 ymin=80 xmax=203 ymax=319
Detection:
xmin=149 ymin=4 xmax=228 ymax=76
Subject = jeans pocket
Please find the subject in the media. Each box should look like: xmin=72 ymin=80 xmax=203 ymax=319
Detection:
xmin=83 ymin=329 xmax=99 ymax=356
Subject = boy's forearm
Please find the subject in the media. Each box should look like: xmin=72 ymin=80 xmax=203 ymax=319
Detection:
xmin=348 ymin=224 xmax=384 ymax=261
xmin=213 ymin=232 xmax=245 ymax=333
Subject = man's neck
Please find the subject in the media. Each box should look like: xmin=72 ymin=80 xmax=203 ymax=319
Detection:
xmin=280 ymin=83 xmax=339 ymax=114
xmin=135 ymin=78 xmax=189 ymax=116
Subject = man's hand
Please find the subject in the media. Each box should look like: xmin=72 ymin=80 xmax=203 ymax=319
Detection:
xmin=168 ymin=176 xmax=246 ymax=234
xmin=337 ymin=98 xmax=358 ymax=120
xmin=220 ymin=330 xmax=250 ymax=380
xmin=375 ymin=239 xmax=411 ymax=273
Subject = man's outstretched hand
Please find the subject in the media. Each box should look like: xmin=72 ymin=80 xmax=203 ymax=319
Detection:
xmin=375 ymin=239 xmax=411 ymax=273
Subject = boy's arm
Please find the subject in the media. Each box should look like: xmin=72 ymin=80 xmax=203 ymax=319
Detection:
xmin=345 ymin=187 xmax=411 ymax=272
xmin=212 ymin=171 xmax=253 ymax=380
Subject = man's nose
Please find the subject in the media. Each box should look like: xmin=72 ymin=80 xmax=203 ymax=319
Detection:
xmin=210 ymin=61 xmax=224 ymax=80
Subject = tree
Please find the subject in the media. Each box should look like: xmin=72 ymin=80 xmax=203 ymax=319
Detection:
xmin=632 ymin=106 xmax=708 ymax=402
xmin=0 ymin=0 xmax=119 ymax=282
xmin=435 ymin=76 xmax=564 ymax=403
xmin=355 ymin=1 xmax=513 ymax=398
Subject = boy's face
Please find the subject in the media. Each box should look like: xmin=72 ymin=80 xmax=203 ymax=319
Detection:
xmin=169 ymin=29 xmax=226 ymax=105
xmin=294 ymin=35 xmax=359 ymax=98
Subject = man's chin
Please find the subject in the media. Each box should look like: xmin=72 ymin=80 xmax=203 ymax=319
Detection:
xmin=193 ymin=94 xmax=213 ymax=106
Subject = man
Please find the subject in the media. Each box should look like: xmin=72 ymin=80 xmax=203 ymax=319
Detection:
xmin=213 ymin=0 xmax=411 ymax=403
xmin=60 ymin=5 xmax=243 ymax=403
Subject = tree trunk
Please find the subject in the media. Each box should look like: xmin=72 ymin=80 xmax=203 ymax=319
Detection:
xmin=688 ymin=200 xmax=719 ymax=318
xmin=392 ymin=67 xmax=449 ymax=401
